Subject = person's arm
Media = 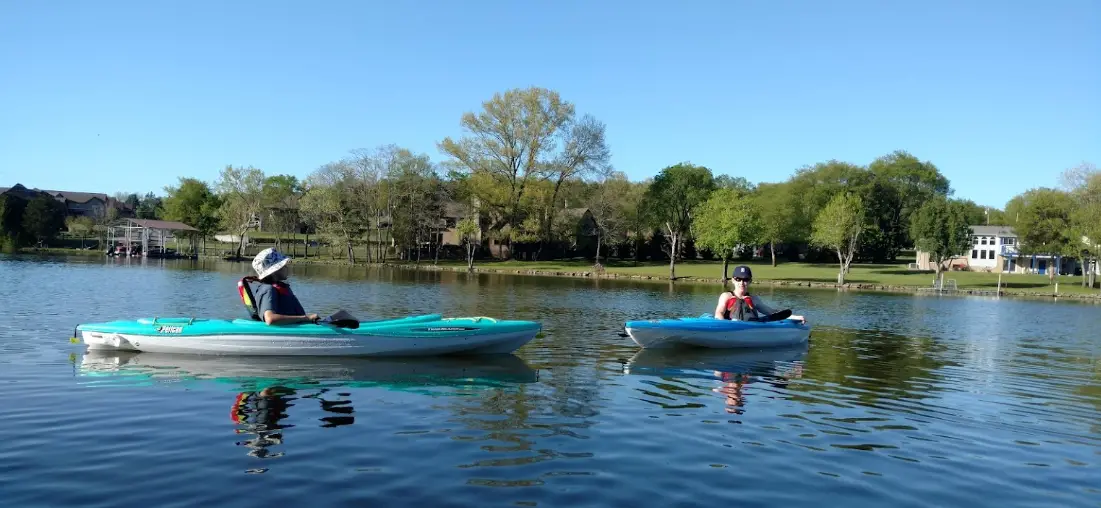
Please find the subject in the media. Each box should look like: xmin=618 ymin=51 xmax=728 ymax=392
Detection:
xmin=714 ymin=293 xmax=730 ymax=319
xmin=263 ymin=311 xmax=320 ymax=325
xmin=752 ymin=296 xmax=779 ymax=316
xmin=754 ymin=296 xmax=807 ymax=324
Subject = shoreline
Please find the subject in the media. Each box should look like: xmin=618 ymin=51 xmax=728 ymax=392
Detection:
xmin=383 ymin=261 xmax=1101 ymax=303
xmin=11 ymin=248 xmax=1100 ymax=302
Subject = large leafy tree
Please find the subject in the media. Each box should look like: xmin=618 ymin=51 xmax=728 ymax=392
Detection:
xmin=861 ymin=151 xmax=951 ymax=261
xmin=787 ymin=160 xmax=872 ymax=248
xmin=910 ymin=196 xmax=973 ymax=289
xmin=438 ymin=87 xmax=610 ymax=259
xmin=752 ymin=182 xmax=798 ymax=266
xmin=810 ymin=192 xmax=866 ymax=284
xmin=0 ymin=194 xmax=30 ymax=250
xmin=215 ymin=165 xmax=266 ymax=259
xmin=643 ymin=162 xmax=716 ymax=279
xmin=692 ymin=188 xmax=761 ymax=281
xmin=261 ymin=174 xmax=304 ymax=250
xmin=22 ymin=194 xmax=67 ymax=245
xmin=299 ymin=161 xmax=362 ymax=263
xmin=1012 ymin=187 xmax=1077 ymax=283
xmin=163 ymin=177 xmax=222 ymax=255
xmin=1061 ymin=162 xmax=1101 ymax=288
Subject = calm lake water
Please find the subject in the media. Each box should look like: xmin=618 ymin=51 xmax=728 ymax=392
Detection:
xmin=1 ymin=254 xmax=1099 ymax=507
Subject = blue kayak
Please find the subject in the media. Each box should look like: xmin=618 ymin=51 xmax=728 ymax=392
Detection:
xmin=623 ymin=314 xmax=810 ymax=349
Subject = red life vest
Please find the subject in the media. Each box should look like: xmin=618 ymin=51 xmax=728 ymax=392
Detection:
xmin=723 ymin=292 xmax=761 ymax=321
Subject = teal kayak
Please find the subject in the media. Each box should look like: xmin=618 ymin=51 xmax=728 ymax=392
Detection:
xmin=75 ymin=314 xmax=542 ymax=356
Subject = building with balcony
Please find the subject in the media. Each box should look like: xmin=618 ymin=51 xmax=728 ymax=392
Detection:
xmin=916 ymin=225 xmax=1092 ymax=275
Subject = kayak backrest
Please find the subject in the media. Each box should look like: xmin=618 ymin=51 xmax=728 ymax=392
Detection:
xmin=237 ymin=276 xmax=261 ymax=321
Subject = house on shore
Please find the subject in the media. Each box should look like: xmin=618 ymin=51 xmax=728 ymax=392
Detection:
xmin=915 ymin=225 xmax=1096 ymax=275
xmin=0 ymin=183 xmax=134 ymax=219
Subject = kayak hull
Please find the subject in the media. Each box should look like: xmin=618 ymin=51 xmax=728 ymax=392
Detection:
xmin=75 ymin=314 xmax=542 ymax=357
xmin=624 ymin=315 xmax=810 ymax=349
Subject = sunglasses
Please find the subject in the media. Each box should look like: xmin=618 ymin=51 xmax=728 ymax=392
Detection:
xmin=733 ymin=277 xmax=750 ymax=283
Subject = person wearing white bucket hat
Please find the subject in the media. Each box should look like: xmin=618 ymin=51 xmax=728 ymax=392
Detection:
xmin=248 ymin=248 xmax=320 ymax=325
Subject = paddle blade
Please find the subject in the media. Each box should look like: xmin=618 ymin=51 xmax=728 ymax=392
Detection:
xmin=329 ymin=319 xmax=359 ymax=329
xmin=765 ymin=309 xmax=792 ymax=322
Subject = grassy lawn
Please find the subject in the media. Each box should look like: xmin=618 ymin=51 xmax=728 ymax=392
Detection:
xmin=421 ymin=258 xmax=1099 ymax=296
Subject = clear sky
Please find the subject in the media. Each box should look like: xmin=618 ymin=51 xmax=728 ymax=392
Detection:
xmin=1 ymin=0 xmax=1097 ymax=209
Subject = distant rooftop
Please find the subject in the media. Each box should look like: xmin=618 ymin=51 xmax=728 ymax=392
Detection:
xmin=1 ymin=183 xmax=133 ymax=211
xmin=970 ymin=225 xmax=1016 ymax=237
xmin=113 ymin=218 xmax=198 ymax=231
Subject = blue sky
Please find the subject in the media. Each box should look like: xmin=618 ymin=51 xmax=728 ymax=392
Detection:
xmin=1 ymin=0 xmax=1097 ymax=209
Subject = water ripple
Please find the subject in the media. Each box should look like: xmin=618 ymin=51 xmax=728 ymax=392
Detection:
xmin=2 ymin=255 xmax=1101 ymax=506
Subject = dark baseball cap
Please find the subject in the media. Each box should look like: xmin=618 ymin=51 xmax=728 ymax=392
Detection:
xmin=732 ymin=265 xmax=753 ymax=280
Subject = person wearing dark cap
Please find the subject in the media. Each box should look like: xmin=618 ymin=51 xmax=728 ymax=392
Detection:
xmin=713 ymin=265 xmax=806 ymax=323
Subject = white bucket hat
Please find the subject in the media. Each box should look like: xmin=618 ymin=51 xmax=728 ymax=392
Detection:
xmin=252 ymin=248 xmax=290 ymax=280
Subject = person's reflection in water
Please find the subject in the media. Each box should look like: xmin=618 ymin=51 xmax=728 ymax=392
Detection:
xmin=231 ymin=385 xmax=296 ymax=459
xmin=712 ymin=361 xmax=806 ymax=414
xmin=713 ymin=372 xmax=749 ymax=414
xmin=230 ymin=386 xmax=358 ymax=461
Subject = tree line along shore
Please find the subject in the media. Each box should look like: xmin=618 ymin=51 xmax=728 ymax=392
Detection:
xmin=2 ymin=87 xmax=1098 ymax=296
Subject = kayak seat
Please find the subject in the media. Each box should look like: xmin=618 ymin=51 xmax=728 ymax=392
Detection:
xmin=236 ymin=276 xmax=262 ymax=321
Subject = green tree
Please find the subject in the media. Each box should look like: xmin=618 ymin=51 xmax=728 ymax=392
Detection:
xmin=388 ymin=150 xmax=444 ymax=264
xmin=1014 ymin=188 xmax=1075 ymax=265
xmin=866 ymin=150 xmax=951 ymax=261
xmin=299 ymin=161 xmax=362 ymax=263
xmin=955 ymin=199 xmax=991 ymax=226
xmin=787 ymin=160 xmax=872 ymax=248
xmin=692 ymin=188 xmax=761 ymax=280
xmin=22 ymin=194 xmax=68 ymax=245
xmin=438 ymin=87 xmax=609 ymax=259
xmin=643 ymin=163 xmax=716 ymax=279
xmin=65 ymin=215 xmax=96 ymax=248
xmin=136 ymin=192 xmax=163 ymax=219
xmin=810 ymin=192 xmax=866 ymax=284
xmin=215 ymin=165 xmax=266 ymax=259
xmin=456 ymin=216 xmax=481 ymax=271
xmin=586 ymin=171 xmax=632 ymax=266
xmin=1061 ymin=162 xmax=1100 ymax=288
xmin=261 ymin=174 xmax=304 ymax=250
xmin=163 ymin=177 xmax=222 ymax=255
xmin=0 ymin=194 xmax=30 ymax=250
xmin=752 ymin=182 xmax=798 ymax=266
xmin=910 ymin=196 xmax=973 ymax=289
xmin=1003 ymin=194 xmax=1027 ymax=226
xmin=714 ymin=175 xmax=756 ymax=194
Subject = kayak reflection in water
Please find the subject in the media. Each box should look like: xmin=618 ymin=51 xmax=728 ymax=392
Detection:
xmin=713 ymin=265 xmax=806 ymax=324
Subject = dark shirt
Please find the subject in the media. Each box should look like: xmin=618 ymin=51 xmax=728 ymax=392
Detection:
xmin=252 ymin=282 xmax=306 ymax=320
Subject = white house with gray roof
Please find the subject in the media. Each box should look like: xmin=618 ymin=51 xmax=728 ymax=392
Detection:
xmin=916 ymin=225 xmax=1093 ymax=275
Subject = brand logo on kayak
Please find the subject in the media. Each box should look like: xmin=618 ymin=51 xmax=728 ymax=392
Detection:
xmin=156 ymin=326 xmax=183 ymax=334
xmin=423 ymin=327 xmax=476 ymax=332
